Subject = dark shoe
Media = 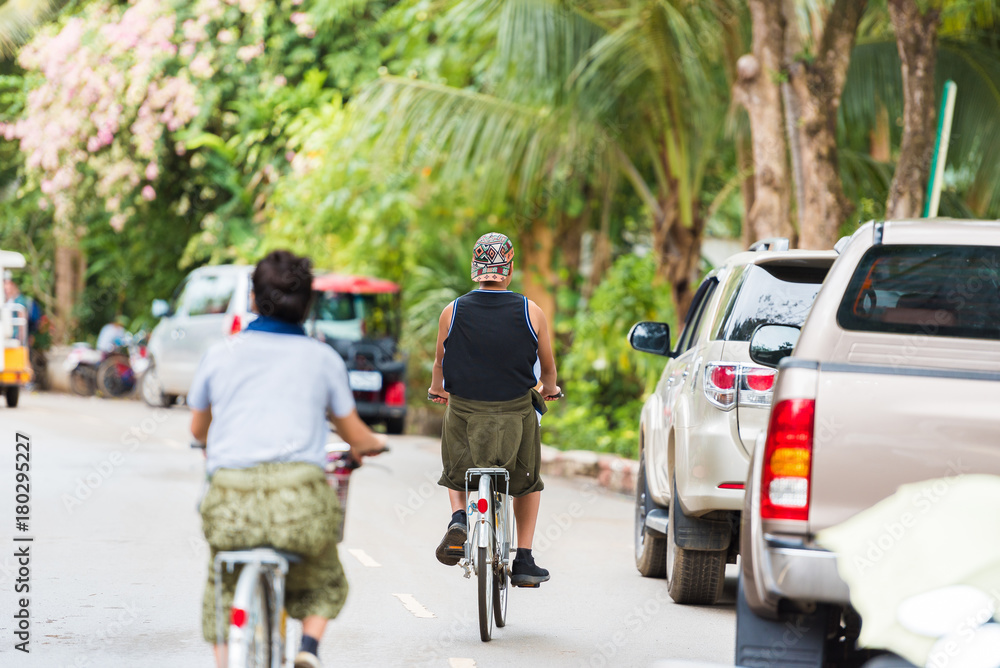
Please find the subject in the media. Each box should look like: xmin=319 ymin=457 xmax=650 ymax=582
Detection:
xmin=510 ymin=553 xmax=550 ymax=587
xmin=435 ymin=515 xmax=467 ymax=566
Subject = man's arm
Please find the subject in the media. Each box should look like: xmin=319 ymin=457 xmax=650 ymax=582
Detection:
xmin=428 ymin=302 xmax=453 ymax=404
xmin=527 ymin=300 xmax=559 ymax=397
xmin=329 ymin=409 xmax=387 ymax=461
xmin=190 ymin=407 xmax=212 ymax=443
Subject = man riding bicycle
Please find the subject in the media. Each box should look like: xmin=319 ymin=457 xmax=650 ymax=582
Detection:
xmin=188 ymin=250 xmax=386 ymax=668
xmin=428 ymin=232 xmax=560 ymax=587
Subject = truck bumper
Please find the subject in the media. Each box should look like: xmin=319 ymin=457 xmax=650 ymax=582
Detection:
xmin=356 ymin=402 xmax=406 ymax=422
xmin=757 ymin=536 xmax=851 ymax=606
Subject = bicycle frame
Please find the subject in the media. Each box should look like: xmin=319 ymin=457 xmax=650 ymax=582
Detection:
xmin=215 ymin=548 xmax=296 ymax=668
xmin=463 ymin=468 xmax=511 ymax=573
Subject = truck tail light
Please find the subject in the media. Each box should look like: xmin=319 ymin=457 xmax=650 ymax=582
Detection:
xmin=384 ymin=381 xmax=405 ymax=406
xmin=704 ymin=363 xmax=738 ymax=409
xmin=760 ymin=398 xmax=814 ymax=521
xmin=229 ymin=314 xmax=242 ymax=335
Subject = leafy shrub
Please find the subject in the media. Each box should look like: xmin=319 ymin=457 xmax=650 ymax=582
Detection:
xmin=543 ymin=252 xmax=676 ymax=459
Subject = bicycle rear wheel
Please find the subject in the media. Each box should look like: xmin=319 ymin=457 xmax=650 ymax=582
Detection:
xmin=478 ymin=544 xmax=494 ymax=642
xmin=229 ymin=570 xmax=272 ymax=668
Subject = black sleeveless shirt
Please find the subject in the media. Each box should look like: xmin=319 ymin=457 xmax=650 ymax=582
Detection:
xmin=442 ymin=290 xmax=540 ymax=402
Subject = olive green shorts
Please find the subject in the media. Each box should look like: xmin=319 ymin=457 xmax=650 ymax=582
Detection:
xmin=199 ymin=462 xmax=347 ymax=642
xmin=439 ymin=390 xmax=545 ymax=497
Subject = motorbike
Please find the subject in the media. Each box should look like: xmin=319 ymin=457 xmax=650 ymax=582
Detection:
xmin=64 ymin=330 xmax=149 ymax=398
xmin=63 ymin=343 xmax=102 ymax=396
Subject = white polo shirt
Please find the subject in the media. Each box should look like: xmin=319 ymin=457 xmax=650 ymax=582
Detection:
xmin=188 ymin=331 xmax=356 ymax=475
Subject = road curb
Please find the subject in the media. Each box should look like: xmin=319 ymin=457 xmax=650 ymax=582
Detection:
xmin=540 ymin=444 xmax=637 ymax=497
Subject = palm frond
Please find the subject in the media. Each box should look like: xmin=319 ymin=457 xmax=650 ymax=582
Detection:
xmin=0 ymin=0 xmax=60 ymax=57
xmin=353 ymin=76 xmax=610 ymax=208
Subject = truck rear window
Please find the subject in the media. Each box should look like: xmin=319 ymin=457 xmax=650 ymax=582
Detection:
xmin=717 ymin=264 xmax=830 ymax=341
xmin=837 ymin=245 xmax=1000 ymax=340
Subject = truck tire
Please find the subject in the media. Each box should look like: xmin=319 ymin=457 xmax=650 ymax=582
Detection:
xmin=735 ymin=571 xmax=830 ymax=667
xmin=634 ymin=454 xmax=666 ymax=578
xmin=385 ymin=417 xmax=405 ymax=435
xmin=666 ymin=475 xmax=726 ymax=604
xmin=5 ymin=386 xmax=19 ymax=407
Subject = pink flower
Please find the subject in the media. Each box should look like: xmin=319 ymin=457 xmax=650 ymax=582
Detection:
xmin=141 ymin=185 xmax=156 ymax=201
xmin=217 ymin=28 xmax=236 ymax=44
xmin=290 ymin=12 xmax=307 ymax=24
xmin=285 ymin=151 xmax=295 ymax=162
xmin=38 ymin=198 xmax=49 ymax=211
xmin=292 ymin=0 xmax=303 ymax=5
xmin=273 ymin=74 xmax=287 ymax=87
xmin=145 ymin=162 xmax=159 ymax=180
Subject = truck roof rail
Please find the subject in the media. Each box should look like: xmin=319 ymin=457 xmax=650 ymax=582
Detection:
xmin=748 ymin=237 xmax=790 ymax=252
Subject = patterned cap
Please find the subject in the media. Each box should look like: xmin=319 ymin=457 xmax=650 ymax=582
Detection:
xmin=471 ymin=232 xmax=514 ymax=282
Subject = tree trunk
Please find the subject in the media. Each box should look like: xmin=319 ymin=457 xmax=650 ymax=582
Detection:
xmin=886 ymin=0 xmax=939 ymax=219
xmin=651 ymin=190 xmax=704 ymax=322
xmin=870 ymin=101 xmax=891 ymax=162
xmin=53 ymin=230 xmax=84 ymax=344
xmin=734 ymin=0 xmax=794 ymax=244
xmin=785 ymin=0 xmax=866 ymax=249
xmin=519 ymin=218 xmax=556 ymax=345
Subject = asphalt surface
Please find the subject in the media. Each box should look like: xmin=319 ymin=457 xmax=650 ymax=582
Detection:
xmin=0 ymin=392 xmax=736 ymax=667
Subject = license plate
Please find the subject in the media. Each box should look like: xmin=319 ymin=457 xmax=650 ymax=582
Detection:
xmin=349 ymin=370 xmax=382 ymax=392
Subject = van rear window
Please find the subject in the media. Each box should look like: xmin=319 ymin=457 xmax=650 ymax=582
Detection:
xmin=837 ymin=245 xmax=1000 ymax=340
xmin=717 ymin=264 xmax=829 ymax=341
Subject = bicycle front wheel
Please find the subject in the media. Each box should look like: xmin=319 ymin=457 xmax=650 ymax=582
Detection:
xmin=229 ymin=571 xmax=272 ymax=668
xmin=478 ymin=544 xmax=494 ymax=642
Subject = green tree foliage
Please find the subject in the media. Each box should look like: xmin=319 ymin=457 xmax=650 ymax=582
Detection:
xmin=544 ymin=253 xmax=676 ymax=457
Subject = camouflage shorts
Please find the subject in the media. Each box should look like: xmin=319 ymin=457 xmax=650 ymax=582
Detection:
xmin=199 ymin=462 xmax=348 ymax=642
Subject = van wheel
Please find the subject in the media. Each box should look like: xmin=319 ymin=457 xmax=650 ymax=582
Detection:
xmin=5 ymin=386 xmax=18 ymax=407
xmin=634 ymin=455 xmax=666 ymax=578
xmin=666 ymin=475 xmax=726 ymax=604
xmin=140 ymin=360 xmax=173 ymax=408
xmin=735 ymin=571 xmax=830 ymax=666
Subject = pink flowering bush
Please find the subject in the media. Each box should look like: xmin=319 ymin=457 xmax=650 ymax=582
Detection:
xmin=4 ymin=0 xmax=197 ymax=228
xmin=2 ymin=0 xmax=330 ymax=235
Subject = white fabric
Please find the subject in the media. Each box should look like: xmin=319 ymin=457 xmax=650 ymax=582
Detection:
xmin=187 ymin=332 xmax=356 ymax=475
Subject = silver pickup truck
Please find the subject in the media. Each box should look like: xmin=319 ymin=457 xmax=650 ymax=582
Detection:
xmin=735 ymin=219 xmax=1000 ymax=666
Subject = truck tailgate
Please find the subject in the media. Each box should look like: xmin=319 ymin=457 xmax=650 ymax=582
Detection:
xmin=809 ymin=365 xmax=1000 ymax=534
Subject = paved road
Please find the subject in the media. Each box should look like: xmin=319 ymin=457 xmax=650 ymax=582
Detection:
xmin=0 ymin=393 xmax=735 ymax=667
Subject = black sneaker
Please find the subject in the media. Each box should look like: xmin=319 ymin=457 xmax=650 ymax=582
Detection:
xmin=510 ymin=553 xmax=549 ymax=587
xmin=435 ymin=512 xmax=467 ymax=566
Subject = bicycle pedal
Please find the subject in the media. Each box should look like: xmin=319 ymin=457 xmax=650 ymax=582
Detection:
xmin=514 ymin=582 xmax=541 ymax=588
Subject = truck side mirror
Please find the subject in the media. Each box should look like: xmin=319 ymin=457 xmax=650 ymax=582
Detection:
xmin=628 ymin=321 xmax=673 ymax=357
xmin=749 ymin=324 xmax=800 ymax=368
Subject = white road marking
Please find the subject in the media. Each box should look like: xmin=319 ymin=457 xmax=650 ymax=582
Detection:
xmin=348 ymin=548 xmax=381 ymax=568
xmin=448 ymin=659 xmax=477 ymax=668
xmin=392 ymin=593 xmax=436 ymax=618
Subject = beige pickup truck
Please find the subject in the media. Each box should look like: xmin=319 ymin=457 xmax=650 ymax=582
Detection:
xmin=735 ymin=219 xmax=1000 ymax=665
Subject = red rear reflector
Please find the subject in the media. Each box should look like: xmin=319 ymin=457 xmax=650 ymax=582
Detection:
xmin=760 ymin=398 xmax=815 ymax=522
xmin=231 ymin=607 xmax=247 ymax=628
xmin=718 ymin=483 xmax=745 ymax=490
xmin=709 ymin=365 xmax=736 ymax=390
xmin=745 ymin=369 xmax=775 ymax=392
xmin=385 ymin=381 xmax=405 ymax=406
xmin=477 ymin=498 xmax=488 ymax=514
xmin=229 ymin=314 xmax=242 ymax=335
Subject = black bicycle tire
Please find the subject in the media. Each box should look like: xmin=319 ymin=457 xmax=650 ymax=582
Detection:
xmin=478 ymin=543 xmax=493 ymax=642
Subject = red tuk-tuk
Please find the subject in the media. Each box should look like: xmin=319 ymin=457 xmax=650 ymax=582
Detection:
xmin=308 ymin=274 xmax=407 ymax=434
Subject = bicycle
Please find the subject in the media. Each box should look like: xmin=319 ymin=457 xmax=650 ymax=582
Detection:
xmin=193 ymin=441 xmax=380 ymax=667
xmin=428 ymin=389 xmax=562 ymax=642
xmin=464 ymin=466 xmax=514 ymax=642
